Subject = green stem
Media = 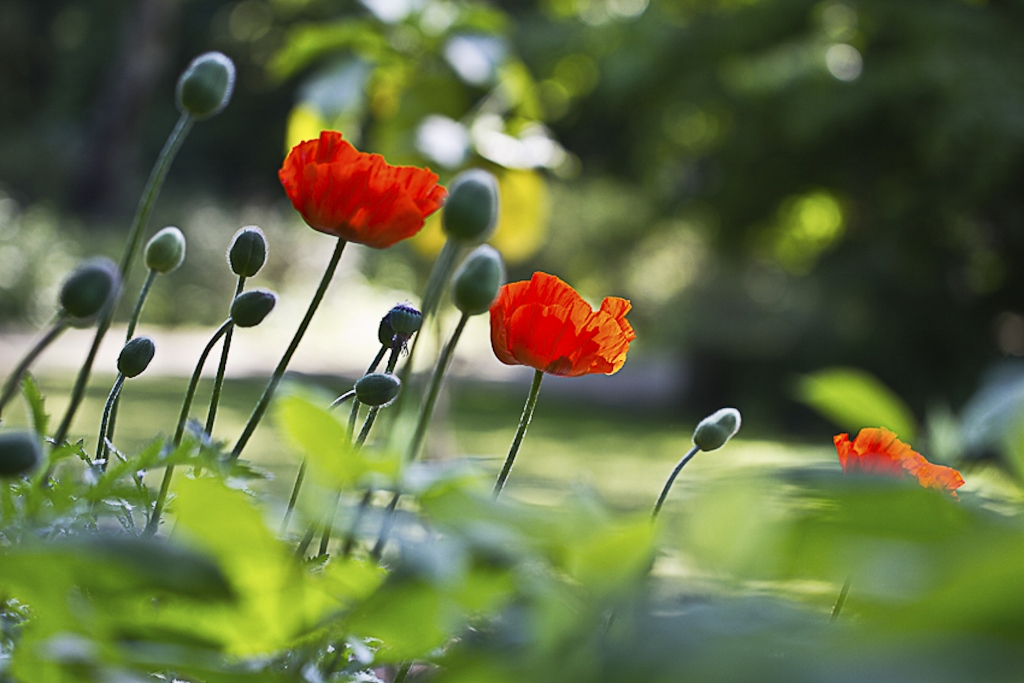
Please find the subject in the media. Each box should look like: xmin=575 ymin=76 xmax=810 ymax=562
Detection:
xmin=230 ymin=238 xmax=347 ymax=459
xmin=206 ymin=276 xmax=246 ymax=435
xmin=830 ymin=576 xmax=852 ymax=623
xmin=96 ymin=374 xmax=126 ymax=470
xmin=373 ymin=314 xmax=470 ymax=558
xmin=105 ymin=268 xmax=159 ymax=453
xmin=319 ymin=404 xmax=382 ymax=555
xmin=146 ymin=319 xmax=233 ymax=535
xmin=341 ymin=488 xmax=374 ymax=558
xmin=651 ymin=445 xmax=700 ymax=519
xmin=493 ymin=369 xmax=544 ymax=498
xmin=52 ymin=112 xmax=194 ymax=449
xmin=0 ymin=313 xmax=68 ymax=417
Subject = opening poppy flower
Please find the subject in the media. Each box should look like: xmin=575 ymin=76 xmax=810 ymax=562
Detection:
xmin=834 ymin=427 xmax=965 ymax=498
xmin=278 ymin=131 xmax=447 ymax=249
xmin=489 ymin=272 xmax=636 ymax=377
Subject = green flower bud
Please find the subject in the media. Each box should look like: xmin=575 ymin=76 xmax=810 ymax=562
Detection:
xmin=0 ymin=430 xmax=42 ymax=477
xmin=59 ymin=257 xmax=122 ymax=325
xmin=451 ymin=245 xmax=505 ymax=315
xmin=692 ymin=407 xmax=742 ymax=452
xmin=229 ymin=288 xmax=276 ymax=328
xmin=441 ymin=169 xmax=500 ymax=244
xmin=354 ymin=372 xmax=402 ymax=407
xmin=117 ymin=336 xmax=156 ymax=378
xmin=227 ymin=225 xmax=267 ymax=278
xmin=176 ymin=52 xmax=236 ymax=120
xmin=378 ymin=303 xmax=423 ymax=347
xmin=145 ymin=226 xmax=186 ymax=274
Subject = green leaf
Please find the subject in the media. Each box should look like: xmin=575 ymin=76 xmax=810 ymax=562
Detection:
xmin=793 ymin=366 xmax=918 ymax=441
xmin=19 ymin=373 xmax=48 ymax=436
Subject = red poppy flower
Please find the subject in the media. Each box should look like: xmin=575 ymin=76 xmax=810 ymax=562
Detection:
xmin=489 ymin=272 xmax=636 ymax=377
xmin=278 ymin=131 xmax=447 ymax=249
xmin=833 ymin=427 xmax=965 ymax=498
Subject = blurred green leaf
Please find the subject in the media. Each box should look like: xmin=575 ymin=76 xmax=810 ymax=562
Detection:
xmin=269 ymin=20 xmax=387 ymax=81
xmin=19 ymin=373 xmax=48 ymax=437
xmin=794 ymin=367 xmax=918 ymax=441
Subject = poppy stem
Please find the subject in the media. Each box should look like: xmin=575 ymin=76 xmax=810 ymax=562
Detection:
xmin=372 ymin=313 xmax=471 ymax=558
xmin=230 ymin=238 xmax=347 ymax=459
xmin=146 ymin=319 xmax=233 ymax=536
xmin=319 ymin=405 xmax=381 ymax=555
xmin=830 ymin=576 xmax=853 ymax=622
xmin=206 ymin=275 xmax=246 ymax=435
xmin=493 ymin=369 xmax=544 ymax=498
xmin=52 ymin=112 xmax=194 ymax=450
xmin=0 ymin=312 xmax=68 ymax=418
xmin=104 ymin=268 xmax=159 ymax=457
xmin=651 ymin=445 xmax=701 ymax=519
xmin=96 ymin=374 xmax=126 ymax=470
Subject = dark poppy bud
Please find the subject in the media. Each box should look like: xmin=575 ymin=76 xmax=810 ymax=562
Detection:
xmin=442 ymin=169 xmax=500 ymax=244
xmin=452 ymin=245 xmax=505 ymax=315
xmin=378 ymin=303 xmax=423 ymax=347
xmin=117 ymin=336 xmax=156 ymax=378
xmin=229 ymin=288 xmax=276 ymax=328
xmin=176 ymin=52 xmax=236 ymax=120
xmin=693 ymin=408 xmax=742 ymax=452
xmin=227 ymin=226 xmax=267 ymax=277
xmin=145 ymin=226 xmax=186 ymax=274
xmin=354 ymin=372 xmax=401 ymax=407
xmin=59 ymin=257 xmax=122 ymax=325
xmin=0 ymin=430 xmax=42 ymax=477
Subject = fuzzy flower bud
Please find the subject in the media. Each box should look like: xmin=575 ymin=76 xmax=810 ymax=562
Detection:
xmin=452 ymin=245 xmax=505 ymax=315
xmin=0 ymin=430 xmax=42 ymax=477
xmin=59 ymin=257 xmax=122 ymax=325
xmin=176 ymin=52 xmax=236 ymax=120
xmin=229 ymin=288 xmax=276 ymax=328
xmin=117 ymin=336 xmax=156 ymax=378
xmin=442 ymin=169 xmax=500 ymax=244
xmin=693 ymin=407 xmax=742 ymax=452
xmin=145 ymin=226 xmax=186 ymax=274
xmin=378 ymin=303 xmax=423 ymax=347
xmin=227 ymin=226 xmax=267 ymax=278
xmin=354 ymin=372 xmax=402 ymax=407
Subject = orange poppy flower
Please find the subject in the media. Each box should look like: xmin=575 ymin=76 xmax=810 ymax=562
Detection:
xmin=489 ymin=272 xmax=636 ymax=377
xmin=278 ymin=131 xmax=447 ymax=249
xmin=833 ymin=427 xmax=965 ymax=498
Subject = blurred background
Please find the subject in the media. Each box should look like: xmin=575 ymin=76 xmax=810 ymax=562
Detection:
xmin=2 ymin=0 xmax=1024 ymax=450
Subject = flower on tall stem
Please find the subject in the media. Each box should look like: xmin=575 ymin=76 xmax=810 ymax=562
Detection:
xmin=490 ymin=272 xmax=636 ymax=496
xmin=833 ymin=427 xmax=965 ymax=498
xmin=230 ymin=132 xmax=446 ymax=459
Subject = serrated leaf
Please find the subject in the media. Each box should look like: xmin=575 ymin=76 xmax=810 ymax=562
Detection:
xmin=20 ymin=373 xmax=49 ymax=436
xmin=793 ymin=366 xmax=918 ymax=441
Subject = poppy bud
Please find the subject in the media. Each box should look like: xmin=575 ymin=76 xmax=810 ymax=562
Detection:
xmin=0 ymin=430 xmax=42 ymax=477
xmin=59 ymin=257 xmax=122 ymax=325
xmin=176 ymin=52 xmax=236 ymax=120
xmin=452 ymin=245 xmax=505 ymax=315
xmin=229 ymin=288 xmax=276 ymax=328
xmin=227 ymin=226 xmax=267 ymax=278
xmin=145 ymin=226 xmax=186 ymax=274
xmin=692 ymin=407 xmax=742 ymax=452
xmin=378 ymin=303 xmax=423 ymax=347
xmin=442 ymin=169 xmax=500 ymax=244
xmin=117 ymin=336 xmax=156 ymax=378
xmin=354 ymin=372 xmax=402 ymax=407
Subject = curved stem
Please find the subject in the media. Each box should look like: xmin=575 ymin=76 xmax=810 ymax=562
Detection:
xmin=0 ymin=313 xmax=68 ymax=417
xmin=651 ymin=444 xmax=700 ymax=518
xmin=328 ymin=390 xmax=357 ymax=410
xmin=96 ymin=374 xmax=126 ymax=470
xmin=373 ymin=314 xmax=470 ymax=558
xmin=146 ymin=319 xmax=233 ymax=536
xmin=52 ymin=113 xmax=195 ymax=449
xmin=493 ymin=369 xmax=544 ymax=498
xmin=106 ymin=268 xmax=159 ymax=452
xmin=231 ymin=238 xmax=347 ymax=459
xmin=651 ymin=445 xmax=700 ymax=519
xmin=206 ymin=276 xmax=246 ymax=435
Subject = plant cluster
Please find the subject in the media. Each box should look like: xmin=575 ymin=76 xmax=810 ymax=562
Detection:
xmin=2 ymin=48 xmax=1024 ymax=683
